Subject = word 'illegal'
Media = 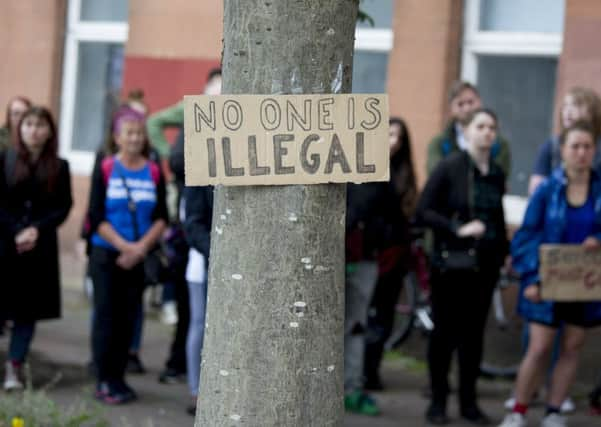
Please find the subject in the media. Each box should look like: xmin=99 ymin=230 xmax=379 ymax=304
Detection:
xmin=205 ymin=132 xmax=375 ymax=177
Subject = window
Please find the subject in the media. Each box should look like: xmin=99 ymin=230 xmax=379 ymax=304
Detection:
xmin=59 ymin=0 xmax=128 ymax=174
xmin=479 ymin=0 xmax=564 ymax=33
xmin=478 ymin=56 xmax=558 ymax=195
xmin=353 ymin=0 xmax=394 ymax=93
xmin=71 ymin=43 xmax=124 ymax=152
xmin=352 ymin=51 xmax=389 ymax=94
xmin=462 ymin=0 xmax=565 ymax=197
xmin=80 ymin=0 xmax=129 ymax=22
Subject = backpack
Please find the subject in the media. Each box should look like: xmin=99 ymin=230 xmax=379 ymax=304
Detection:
xmin=100 ymin=155 xmax=161 ymax=187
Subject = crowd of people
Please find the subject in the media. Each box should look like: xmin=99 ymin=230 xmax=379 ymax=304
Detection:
xmin=0 ymin=68 xmax=222 ymax=416
xmin=0 ymin=72 xmax=601 ymax=426
xmin=342 ymin=81 xmax=601 ymax=427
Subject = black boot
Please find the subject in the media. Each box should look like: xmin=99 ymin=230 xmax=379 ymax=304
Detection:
xmin=426 ymin=401 xmax=450 ymax=425
xmin=460 ymin=404 xmax=491 ymax=425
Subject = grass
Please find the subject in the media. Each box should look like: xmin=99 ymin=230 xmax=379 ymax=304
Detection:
xmin=383 ymin=349 xmax=428 ymax=374
xmin=0 ymin=367 xmax=108 ymax=427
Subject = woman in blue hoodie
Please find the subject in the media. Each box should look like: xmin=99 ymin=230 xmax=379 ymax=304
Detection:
xmin=501 ymin=121 xmax=601 ymax=427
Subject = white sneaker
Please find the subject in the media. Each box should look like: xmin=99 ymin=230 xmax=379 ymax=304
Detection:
xmin=499 ymin=412 xmax=527 ymax=427
xmin=560 ymin=397 xmax=575 ymax=414
xmin=3 ymin=361 xmax=23 ymax=391
xmin=161 ymin=301 xmax=178 ymax=325
xmin=504 ymin=396 xmax=516 ymax=410
xmin=541 ymin=413 xmax=567 ymax=427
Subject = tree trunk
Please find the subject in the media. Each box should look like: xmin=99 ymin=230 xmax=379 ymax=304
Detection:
xmin=195 ymin=1 xmax=358 ymax=426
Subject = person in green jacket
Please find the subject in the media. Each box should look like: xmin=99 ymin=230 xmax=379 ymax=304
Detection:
xmin=146 ymin=68 xmax=222 ymax=160
xmin=426 ymin=81 xmax=511 ymax=177
xmin=0 ymin=96 xmax=31 ymax=153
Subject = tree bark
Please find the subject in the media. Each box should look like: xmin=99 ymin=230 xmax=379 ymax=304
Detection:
xmin=196 ymin=1 xmax=358 ymax=426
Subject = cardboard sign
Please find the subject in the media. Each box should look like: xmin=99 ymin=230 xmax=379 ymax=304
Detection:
xmin=540 ymin=244 xmax=601 ymax=301
xmin=183 ymin=94 xmax=389 ymax=186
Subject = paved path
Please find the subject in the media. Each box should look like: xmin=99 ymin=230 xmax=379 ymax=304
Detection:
xmin=1 ymin=288 xmax=597 ymax=426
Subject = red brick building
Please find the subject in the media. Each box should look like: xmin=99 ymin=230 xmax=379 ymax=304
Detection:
xmin=1 ymin=0 xmax=601 ymax=255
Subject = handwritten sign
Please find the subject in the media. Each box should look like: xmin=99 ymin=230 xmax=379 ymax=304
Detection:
xmin=540 ymin=244 xmax=601 ymax=301
xmin=183 ymin=94 xmax=389 ymax=186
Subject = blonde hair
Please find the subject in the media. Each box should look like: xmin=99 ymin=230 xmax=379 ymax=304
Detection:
xmin=563 ymin=87 xmax=601 ymax=140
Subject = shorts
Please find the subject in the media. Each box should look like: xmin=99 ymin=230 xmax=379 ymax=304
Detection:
xmin=532 ymin=302 xmax=590 ymax=329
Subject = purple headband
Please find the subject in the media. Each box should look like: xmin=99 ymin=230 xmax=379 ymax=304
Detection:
xmin=112 ymin=107 xmax=146 ymax=135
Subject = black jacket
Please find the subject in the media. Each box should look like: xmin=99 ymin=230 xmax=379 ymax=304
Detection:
xmin=417 ymin=151 xmax=508 ymax=270
xmin=184 ymin=186 xmax=214 ymax=258
xmin=0 ymin=150 xmax=72 ymax=321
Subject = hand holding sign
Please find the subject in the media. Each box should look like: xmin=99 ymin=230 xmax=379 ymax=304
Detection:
xmin=524 ymin=284 xmax=542 ymax=303
xmin=582 ymin=236 xmax=601 ymax=251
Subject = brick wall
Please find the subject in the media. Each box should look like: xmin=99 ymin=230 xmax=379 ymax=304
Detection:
xmin=387 ymin=0 xmax=463 ymax=185
xmin=554 ymin=0 xmax=601 ymax=130
xmin=124 ymin=0 xmax=223 ymax=114
xmin=0 ymin=0 xmax=66 ymax=116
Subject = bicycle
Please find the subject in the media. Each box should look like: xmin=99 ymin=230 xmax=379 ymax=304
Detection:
xmin=384 ymin=240 xmax=432 ymax=351
xmin=386 ymin=242 xmax=522 ymax=380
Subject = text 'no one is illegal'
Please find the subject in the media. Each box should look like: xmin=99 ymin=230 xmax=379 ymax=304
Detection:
xmin=184 ymin=94 xmax=389 ymax=186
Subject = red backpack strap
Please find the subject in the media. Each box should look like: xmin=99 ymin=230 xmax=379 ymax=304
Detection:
xmin=149 ymin=160 xmax=161 ymax=185
xmin=101 ymin=156 xmax=115 ymax=187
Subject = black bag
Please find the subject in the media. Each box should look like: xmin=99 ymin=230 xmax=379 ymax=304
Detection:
xmin=439 ymin=247 xmax=478 ymax=271
xmin=436 ymin=164 xmax=479 ymax=272
xmin=143 ymin=244 xmax=169 ymax=285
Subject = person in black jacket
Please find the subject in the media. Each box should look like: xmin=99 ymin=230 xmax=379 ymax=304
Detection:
xmin=363 ymin=117 xmax=417 ymax=390
xmin=0 ymin=106 xmax=72 ymax=390
xmin=182 ymin=185 xmax=213 ymax=415
xmin=152 ymin=70 xmax=220 ymax=384
xmin=344 ymin=180 xmax=386 ymax=416
xmin=155 ymin=128 xmax=192 ymax=385
xmin=417 ymin=108 xmax=508 ymax=425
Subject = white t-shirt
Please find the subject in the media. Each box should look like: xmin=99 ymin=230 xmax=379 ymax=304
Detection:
xmin=186 ymin=248 xmax=206 ymax=283
xmin=455 ymin=123 xmax=468 ymax=151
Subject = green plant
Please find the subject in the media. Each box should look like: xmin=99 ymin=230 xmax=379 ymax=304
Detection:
xmin=0 ymin=370 xmax=108 ymax=427
xmin=358 ymin=0 xmax=375 ymax=27
xmin=0 ymin=388 xmax=108 ymax=427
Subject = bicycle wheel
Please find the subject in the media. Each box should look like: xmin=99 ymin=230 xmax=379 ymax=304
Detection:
xmin=385 ymin=271 xmax=418 ymax=350
xmin=480 ymin=281 xmax=522 ymax=380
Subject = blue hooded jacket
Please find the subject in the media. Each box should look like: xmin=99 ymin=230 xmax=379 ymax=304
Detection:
xmin=511 ymin=167 xmax=601 ymax=325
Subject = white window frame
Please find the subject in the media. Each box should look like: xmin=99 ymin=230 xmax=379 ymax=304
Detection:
xmin=352 ymin=27 xmax=393 ymax=94
xmin=355 ymin=28 xmax=393 ymax=52
xmin=59 ymin=0 xmax=128 ymax=175
xmin=461 ymin=0 xmax=563 ymax=83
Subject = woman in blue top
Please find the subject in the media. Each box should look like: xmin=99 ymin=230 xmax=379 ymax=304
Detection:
xmin=528 ymin=87 xmax=601 ymax=195
xmin=501 ymin=121 xmax=601 ymax=427
xmin=87 ymin=106 xmax=168 ymax=404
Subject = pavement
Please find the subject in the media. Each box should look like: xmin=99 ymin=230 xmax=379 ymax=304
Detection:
xmin=0 ymin=259 xmax=599 ymax=426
